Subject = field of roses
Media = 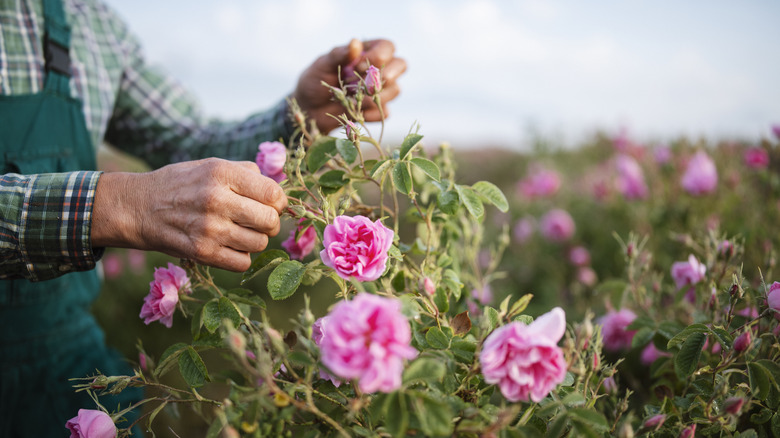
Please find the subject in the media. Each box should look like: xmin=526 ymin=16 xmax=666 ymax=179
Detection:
xmin=84 ymin=70 xmax=780 ymax=438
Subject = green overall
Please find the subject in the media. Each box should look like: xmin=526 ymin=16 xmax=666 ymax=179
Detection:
xmin=0 ymin=0 xmax=140 ymax=435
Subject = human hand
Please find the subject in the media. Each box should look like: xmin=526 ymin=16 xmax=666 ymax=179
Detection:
xmin=292 ymin=38 xmax=407 ymax=134
xmin=92 ymin=158 xmax=288 ymax=272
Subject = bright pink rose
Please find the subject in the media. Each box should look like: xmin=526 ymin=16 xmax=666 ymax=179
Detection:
xmin=281 ymin=224 xmax=317 ymax=260
xmin=480 ymin=307 xmax=568 ymax=402
xmin=539 ymin=209 xmax=575 ymax=242
xmin=320 ymin=293 xmax=418 ymax=393
xmin=517 ymin=167 xmax=561 ymax=199
xmin=568 ymin=246 xmax=590 ymax=267
xmin=640 ymin=343 xmax=671 ymax=366
xmin=670 ymin=255 xmax=706 ymax=291
xmin=744 ymin=147 xmax=769 ymax=169
xmin=65 ymin=409 xmax=116 ymax=438
xmin=312 ymin=316 xmax=342 ymax=387
xmin=768 ymin=281 xmax=780 ymax=320
xmin=320 ymin=215 xmax=394 ymax=282
xmin=365 ymin=65 xmax=382 ymax=95
xmin=599 ymin=308 xmax=636 ymax=352
xmin=256 ymin=141 xmax=287 ymax=183
xmin=139 ymin=263 xmax=191 ymax=328
xmin=615 ymin=154 xmax=648 ymax=200
xmin=681 ymin=150 xmax=718 ymax=195
xmin=513 ymin=217 xmax=535 ymax=244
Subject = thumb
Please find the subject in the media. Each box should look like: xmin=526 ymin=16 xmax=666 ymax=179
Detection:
xmin=329 ymin=38 xmax=364 ymax=68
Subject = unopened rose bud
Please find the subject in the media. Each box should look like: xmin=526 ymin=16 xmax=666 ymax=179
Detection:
xmin=421 ymin=277 xmax=436 ymax=296
xmin=345 ymin=120 xmax=360 ymax=143
xmin=365 ymin=65 xmax=382 ymax=95
xmin=733 ymin=331 xmax=751 ymax=352
xmin=626 ymin=243 xmax=635 ymax=258
xmin=228 ymin=331 xmax=246 ymax=354
xmin=593 ymin=354 xmax=600 ymax=369
xmin=723 ymin=397 xmax=744 ymax=415
xmin=679 ymin=424 xmax=696 ymax=438
xmin=729 ymin=284 xmax=739 ymax=296
xmin=643 ymin=414 xmax=666 ymax=430
xmin=138 ymin=353 xmax=148 ymax=372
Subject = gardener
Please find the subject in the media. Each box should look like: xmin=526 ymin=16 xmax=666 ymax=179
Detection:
xmin=0 ymin=0 xmax=406 ymax=435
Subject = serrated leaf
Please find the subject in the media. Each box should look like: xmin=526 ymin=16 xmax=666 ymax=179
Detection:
xmin=306 ymin=136 xmax=337 ymax=172
xmin=674 ymin=332 xmax=707 ymax=378
xmin=335 ymin=138 xmax=358 ymax=164
xmin=709 ymin=326 xmax=733 ymax=349
xmin=385 ymin=392 xmax=409 ymax=438
xmin=392 ymin=162 xmax=412 ymax=195
xmin=632 ymin=327 xmax=656 ymax=350
xmin=667 ymin=323 xmax=710 ymax=349
xmin=410 ymin=157 xmax=441 ymax=181
xmin=451 ymin=311 xmax=472 ymax=336
xmin=267 ymin=260 xmax=305 ymax=300
xmin=371 ymin=159 xmax=393 ymax=179
xmin=426 ymin=327 xmax=450 ymax=349
xmin=403 ymin=357 xmax=446 ymax=385
xmin=434 ymin=287 xmax=449 ymax=313
xmin=399 ymin=133 xmax=424 ymax=160
xmin=202 ymin=300 xmax=221 ymax=333
xmin=472 ymin=181 xmax=508 ymax=212
xmin=438 ymin=190 xmax=459 ymax=215
xmin=241 ymin=249 xmax=290 ymax=285
xmin=178 ymin=347 xmax=210 ymax=388
xmin=155 ymin=343 xmax=188 ymax=379
xmin=451 ymin=338 xmax=476 ymax=363
xmin=456 ymin=185 xmax=484 ymax=219
xmin=318 ymin=169 xmax=347 ymax=189
xmin=748 ymin=361 xmax=773 ymax=401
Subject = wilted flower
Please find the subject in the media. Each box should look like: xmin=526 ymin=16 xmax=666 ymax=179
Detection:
xmin=312 ymin=316 xmax=343 ymax=387
xmin=65 ymin=409 xmax=116 ymax=438
xmin=320 ymin=215 xmax=394 ymax=282
xmin=513 ymin=217 xmax=535 ymax=244
xmin=640 ymin=343 xmax=671 ymax=366
xmin=320 ymin=293 xmax=418 ymax=393
xmin=681 ymin=150 xmax=718 ymax=195
xmin=599 ymin=308 xmax=637 ymax=352
xmin=767 ymin=281 xmax=780 ymax=320
xmin=365 ymin=65 xmax=382 ymax=95
xmin=256 ymin=141 xmax=287 ymax=183
xmin=517 ymin=167 xmax=561 ymax=199
xmin=615 ymin=154 xmax=648 ymax=200
xmin=480 ymin=307 xmax=568 ymax=402
xmin=139 ymin=263 xmax=191 ymax=328
xmin=539 ymin=209 xmax=575 ymax=242
xmin=744 ymin=147 xmax=769 ymax=169
xmin=281 ymin=223 xmax=317 ymax=260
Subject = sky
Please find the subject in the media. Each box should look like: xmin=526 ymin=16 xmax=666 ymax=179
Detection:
xmin=102 ymin=0 xmax=780 ymax=151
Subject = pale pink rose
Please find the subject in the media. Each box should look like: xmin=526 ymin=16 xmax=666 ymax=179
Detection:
xmin=539 ymin=209 xmax=575 ymax=242
xmin=767 ymin=281 xmax=780 ymax=320
xmin=139 ymin=263 xmax=191 ymax=328
xmin=365 ymin=65 xmax=382 ymax=95
xmin=471 ymin=284 xmax=493 ymax=305
xmin=640 ymin=343 xmax=671 ymax=366
xmin=670 ymin=255 xmax=706 ymax=291
xmin=320 ymin=215 xmax=394 ymax=282
xmin=512 ymin=217 xmax=535 ymax=244
xmin=256 ymin=141 xmax=287 ymax=183
xmin=744 ymin=147 xmax=769 ymax=169
xmin=320 ymin=293 xmax=418 ymax=393
xmin=517 ymin=167 xmax=561 ymax=199
xmin=312 ymin=316 xmax=342 ymax=387
xmin=281 ymin=223 xmax=317 ymax=260
xmin=568 ymin=246 xmax=590 ymax=267
xmin=102 ymin=253 xmax=122 ymax=279
xmin=576 ymin=267 xmax=598 ymax=287
xmin=654 ymin=145 xmax=672 ymax=164
xmin=65 ymin=409 xmax=116 ymax=438
xmin=599 ymin=308 xmax=636 ymax=352
xmin=615 ymin=154 xmax=648 ymax=200
xmin=480 ymin=307 xmax=568 ymax=402
xmin=681 ymin=150 xmax=718 ymax=195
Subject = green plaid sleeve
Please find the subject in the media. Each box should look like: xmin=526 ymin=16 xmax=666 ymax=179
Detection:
xmin=103 ymin=32 xmax=295 ymax=169
xmin=0 ymin=171 xmax=103 ymax=282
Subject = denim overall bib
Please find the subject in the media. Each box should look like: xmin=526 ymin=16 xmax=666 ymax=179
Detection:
xmin=0 ymin=0 xmax=139 ymax=435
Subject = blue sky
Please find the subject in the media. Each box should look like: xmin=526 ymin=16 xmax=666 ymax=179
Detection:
xmin=102 ymin=0 xmax=780 ymax=150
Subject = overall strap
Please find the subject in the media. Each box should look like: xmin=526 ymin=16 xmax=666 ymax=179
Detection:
xmin=42 ymin=0 xmax=72 ymax=94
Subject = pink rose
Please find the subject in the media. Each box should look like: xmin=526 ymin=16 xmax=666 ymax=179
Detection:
xmin=311 ymin=316 xmax=342 ymax=387
xmin=480 ymin=307 xmax=568 ymax=402
xmin=512 ymin=217 xmax=535 ymax=244
xmin=471 ymin=284 xmax=493 ymax=305
xmin=772 ymin=124 xmax=780 ymax=140
xmin=139 ymin=263 xmax=191 ymax=328
xmin=767 ymin=281 xmax=780 ymax=320
xmin=539 ymin=209 xmax=575 ymax=242
xmin=320 ymin=293 xmax=418 ymax=393
xmin=365 ymin=65 xmax=382 ymax=95
xmin=654 ymin=145 xmax=672 ymax=164
xmin=102 ymin=253 xmax=122 ymax=280
xmin=640 ymin=343 xmax=671 ymax=366
xmin=615 ymin=154 xmax=648 ymax=200
xmin=576 ymin=267 xmax=598 ymax=287
xmin=281 ymin=223 xmax=317 ymax=260
xmin=744 ymin=147 xmax=769 ymax=169
xmin=320 ymin=215 xmax=394 ymax=282
xmin=568 ymin=246 xmax=590 ymax=267
xmin=599 ymin=308 xmax=636 ymax=352
xmin=681 ymin=150 xmax=718 ymax=195
xmin=256 ymin=141 xmax=287 ymax=183
xmin=643 ymin=414 xmax=666 ymax=430
xmin=670 ymin=255 xmax=706 ymax=291
xmin=65 ymin=409 xmax=116 ymax=438
xmin=517 ymin=167 xmax=561 ymax=199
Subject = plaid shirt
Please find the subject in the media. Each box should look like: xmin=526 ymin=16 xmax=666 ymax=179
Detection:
xmin=0 ymin=0 xmax=293 ymax=281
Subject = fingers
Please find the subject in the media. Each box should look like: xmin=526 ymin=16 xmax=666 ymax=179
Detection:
xmin=228 ymin=163 xmax=288 ymax=214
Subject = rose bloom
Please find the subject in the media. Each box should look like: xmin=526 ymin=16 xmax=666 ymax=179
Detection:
xmin=471 ymin=284 xmax=493 ymax=305
xmin=513 ymin=216 xmax=535 ymax=244
xmin=539 ymin=209 xmax=575 ymax=242
xmin=681 ymin=150 xmax=718 ymax=195
xmin=480 ymin=307 xmax=568 ymax=402
xmin=517 ymin=167 xmax=561 ymax=199
xmin=615 ymin=154 xmax=648 ymax=200
xmin=256 ymin=141 xmax=287 ymax=183
xmin=744 ymin=147 xmax=769 ymax=169
xmin=65 ymin=409 xmax=116 ymax=438
xmin=320 ymin=293 xmax=418 ymax=393
xmin=365 ymin=65 xmax=382 ymax=95
xmin=139 ymin=263 xmax=191 ymax=328
xmin=599 ymin=308 xmax=636 ymax=352
xmin=640 ymin=343 xmax=671 ymax=366
xmin=101 ymin=253 xmax=122 ymax=280
xmin=568 ymin=246 xmax=590 ymax=267
xmin=654 ymin=145 xmax=672 ymax=164
xmin=281 ymin=223 xmax=317 ymax=260
xmin=320 ymin=215 xmax=394 ymax=282
xmin=576 ymin=267 xmax=598 ymax=287
xmin=670 ymin=255 xmax=706 ymax=291
xmin=312 ymin=316 xmax=342 ymax=387
xmin=768 ymin=281 xmax=780 ymax=320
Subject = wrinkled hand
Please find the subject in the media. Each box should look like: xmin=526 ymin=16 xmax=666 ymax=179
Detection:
xmin=292 ymin=38 xmax=407 ymax=134
xmin=92 ymin=158 xmax=288 ymax=272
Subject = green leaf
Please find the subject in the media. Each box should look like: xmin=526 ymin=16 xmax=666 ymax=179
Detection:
xmin=748 ymin=361 xmax=773 ymax=401
xmin=306 ymin=136 xmax=337 ymax=172
xmin=178 ymin=347 xmax=210 ymax=388
xmin=674 ymin=332 xmax=707 ymax=378
xmin=226 ymin=290 xmax=266 ymax=310
xmin=391 ymin=271 xmax=405 ymax=292
xmin=218 ymin=297 xmax=242 ymax=326
xmin=318 ymin=169 xmax=347 ymax=189
xmin=437 ymin=190 xmax=459 ymax=215
xmin=155 ymin=342 xmax=188 ymax=379
xmin=482 ymin=306 xmax=500 ymax=334
xmin=631 ymin=327 xmax=656 ymax=350
xmin=546 ymin=414 xmax=568 ymax=438
xmin=241 ymin=249 xmax=289 ymax=285
xmin=392 ymin=162 xmax=412 ymax=195
xmin=472 ymin=181 xmax=508 ymax=212
xmin=562 ymin=392 xmax=587 ymax=407
xmin=335 ymin=138 xmax=358 ymax=164
xmin=414 ymin=394 xmax=454 ymax=436
xmin=201 ymin=300 xmax=221 ymax=333
xmin=410 ymin=157 xmax=441 ymax=181
xmin=384 ymin=392 xmax=410 ymax=438
xmin=425 ymin=327 xmax=451 ymax=349
xmin=568 ymin=408 xmax=609 ymax=432
xmin=456 ymin=185 xmax=484 ymax=219
xmin=399 ymin=133 xmax=424 ymax=160
xmin=267 ymin=260 xmax=305 ymax=300
xmin=451 ymin=338 xmax=476 ymax=363
xmin=667 ymin=323 xmax=710 ymax=350
xmin=433 ymin=287 xmax=449 ymax=313
xmin=403 ymin=357 xmax=446 ymax=385
xmin=508 ymin=294 xmax=533 ymax=317
xmin=772 ymin=413 xmax=780 ymax=437
xmin=371 ymin=159 xmax=393 ymax=179
xmin=757 ymin=359 xmax=780 ymax=390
